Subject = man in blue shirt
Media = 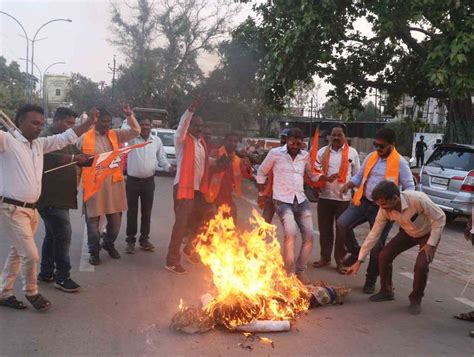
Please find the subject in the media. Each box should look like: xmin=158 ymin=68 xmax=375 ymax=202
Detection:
xmin=337 ymin=128 xmax=415 ymax=293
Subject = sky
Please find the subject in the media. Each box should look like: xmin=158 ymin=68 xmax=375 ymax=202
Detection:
xmin=0 ymin=0 xmax=254 ymax=83
xmin=1 ymin=0 xmax=377 ymax=108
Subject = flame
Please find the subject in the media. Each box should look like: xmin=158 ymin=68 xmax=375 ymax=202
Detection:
xmin=178 ymin=299 xmax=184 ymax=311
xmin=195 ymin=205 xmax=310 ymax=329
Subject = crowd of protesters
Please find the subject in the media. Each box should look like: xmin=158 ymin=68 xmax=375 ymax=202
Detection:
xmin=0 ymin=99 xmax=472 ymax=337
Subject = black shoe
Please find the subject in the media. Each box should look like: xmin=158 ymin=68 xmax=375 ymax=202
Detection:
xmin=125 ymin=242 xmax=135 ymax=254
xmin=37 ymin=273 xmax=55 ymax=283
xmin=89 ymin=252 xmax=100 ymax=265
xmin=342 ymin=253 xmax=359 ymax=267
xmin=369 ymin=291 xmax=395 ymax=302
xmin=102 ymin=244 xmax=121 ymax=259
xmin=55 ymin=278 xmax=80 ymax=293
xmin=139 ymin=240 xmax=155 ymax=251
xmin=408 ymin=302 xmax=422 ymax=315
xmin=164 ymin=264 xmax=187 ymax=274
xmin=363 ymin=282 xmax=376 ymax=294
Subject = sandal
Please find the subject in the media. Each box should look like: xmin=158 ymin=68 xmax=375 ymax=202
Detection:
xmin=25 ymin=293 xmax=51 ymax=311
xmin=312 ymin=260 xmax=330 ymax=268
xmin=0 ymin=296 xmax=27 ymax=310
xmin=336 ymin=265 xmax=348 ymax=275
xmin=454 ymin=311 xmax=474 ymax=322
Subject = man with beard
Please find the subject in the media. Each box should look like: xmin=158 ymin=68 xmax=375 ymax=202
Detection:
xmin=257 ymin=128 xmax=322 ymax=285
xmin=337 ymin=128 xmax=415 ymax=294
xmin=205 ymin=132 xmax=252 ymax=221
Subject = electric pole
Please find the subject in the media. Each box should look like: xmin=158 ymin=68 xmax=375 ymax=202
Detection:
xmin=108 ymin=55 xmax=116 ymax=101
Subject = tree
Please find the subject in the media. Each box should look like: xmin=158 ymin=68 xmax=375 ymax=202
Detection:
xmin=110 ymin=0 xmax=235 ymax=124
xmin=197 ymin=18 xmax=274 ymax=134
xmin=0 ymin=57 xmax=27 ymax=118
xmin=250 ymin=1 xmax=473 ymax=143
xmin=66 ymin=73 xmax=108 ymax=113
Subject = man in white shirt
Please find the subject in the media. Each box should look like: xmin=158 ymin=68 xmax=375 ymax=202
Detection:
xmin=256 ymin=128 xmax=321 ymax=285
xmin=345 ymin=180 xmax=446 ymax=315
xmin=312 ymin=124 xmax=360 ymax=272
xmin=125 ymin=117 xmax=175 ymax=254
xmin=165 ymin=99 xmax=210 ymax=274
xmin=0 ymin=104 xmax=95 ymax=311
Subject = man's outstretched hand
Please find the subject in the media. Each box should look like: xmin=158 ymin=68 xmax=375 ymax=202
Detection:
xmin=121 ymin=104 xmax=133 ymax=117
xmin=342 ymin=260 xmax=362 ymax=275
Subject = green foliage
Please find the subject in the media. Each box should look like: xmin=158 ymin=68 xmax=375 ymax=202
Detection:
xmin=251 ymin=0 xmax=474 ymax=143
xmin=66 ymin=73 xmax=107 ymax=113
xmin=109 ymin=0 xmax=233 ymax=124
xmin=0 ymin=57 xmax=27 ymax=118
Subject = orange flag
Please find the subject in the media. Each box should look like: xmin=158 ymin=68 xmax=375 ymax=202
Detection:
xmin=310 ymin=128 xmax=319 ymax=174
xmin=83 ymin=141 xmax=150 ymax=202
xmin=304 ymin=128 xmax=322 ymax=188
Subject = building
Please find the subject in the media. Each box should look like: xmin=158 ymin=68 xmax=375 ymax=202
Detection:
xmin=43 ymin=74 xmax=71 ymax=114
xmin=396 ymin=95 xmax=447 ymax=126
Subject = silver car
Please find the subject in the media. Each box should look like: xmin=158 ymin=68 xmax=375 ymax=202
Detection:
xmin=420 ymin=144 xmax=474 ymax=218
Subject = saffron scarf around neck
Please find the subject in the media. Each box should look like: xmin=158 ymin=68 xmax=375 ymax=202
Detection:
xmin=352 ymin=147 xmax=401 ymax=206
xmin=315 ymin=144 xmax=350 ymax=188
xmin=177 ymin=133 xmax=209 ymax=200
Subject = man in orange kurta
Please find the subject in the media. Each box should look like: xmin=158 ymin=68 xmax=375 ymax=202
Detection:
xmin=206 ymin=132 xmax=252 ymax=221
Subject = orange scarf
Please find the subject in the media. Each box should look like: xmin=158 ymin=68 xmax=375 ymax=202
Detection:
xmin=205 ymin=146 xmax=242 ymax=203
xmin=82 ymin=129 xmax=123 ymax=199
xmin=315 ymin=144 xmax=350 ymax=188
xmin=352 ymin=148 xmax=401 ymax=206
xmin=177 ymin=134 xmax=209 ymax=200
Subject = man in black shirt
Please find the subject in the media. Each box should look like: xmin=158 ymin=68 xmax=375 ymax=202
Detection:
xmin=37 ymin=108 xmax=91 ymax=292
xmin=415 ymin=135 xmax=428 ymax=168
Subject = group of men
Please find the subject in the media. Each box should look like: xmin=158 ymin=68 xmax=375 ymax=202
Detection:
xmin=0 ymin=99 xmax=252 ymax=311
xmin=254 ymin=123 xmax=446 ymax=316
xmin=0 ymin=99 xmax=447 ymax=318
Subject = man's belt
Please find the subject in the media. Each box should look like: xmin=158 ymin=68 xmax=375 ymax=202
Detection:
xmin=127 ymin=175 xmax=154 ymax=183
xmin=0 ymin=196 xmax=37 ymax=209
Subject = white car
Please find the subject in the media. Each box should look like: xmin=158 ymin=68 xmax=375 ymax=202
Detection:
xmin=151 ymin=128 xmax=176 ymax=172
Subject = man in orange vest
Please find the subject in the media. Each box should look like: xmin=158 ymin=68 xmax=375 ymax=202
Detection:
xmin=165 ymin=99 xmax=210 ymax=274
xmin=337 ymin=128 xmax=415 ymax=294
xmin=78 ymin=105 xmax=140 ymax=266
xmin=205 ymin=132 xmax=252 ymax=221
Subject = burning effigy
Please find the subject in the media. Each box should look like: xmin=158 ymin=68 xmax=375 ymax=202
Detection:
xmin=171 ymin=205 xmax=350 ymax=334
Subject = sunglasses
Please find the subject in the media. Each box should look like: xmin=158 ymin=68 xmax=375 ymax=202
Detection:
xmin=373 ymin=142 xmax=389 ymax=149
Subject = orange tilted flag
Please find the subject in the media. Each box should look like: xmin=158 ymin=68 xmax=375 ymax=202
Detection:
xmin=83 ymin=141 xmax=150 ymax=202
xmin=310 ymin=128 xmax=319 ymax=175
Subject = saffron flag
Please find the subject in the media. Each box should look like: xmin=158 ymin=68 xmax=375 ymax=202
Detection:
xmin=83 ymin=141 xmax=150 ymax=202
xmin=304 ymin=128 xmax=323 ymax=188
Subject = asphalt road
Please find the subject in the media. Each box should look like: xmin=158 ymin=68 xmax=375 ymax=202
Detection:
xmin=0 ymin=176 xmax=473 ymax=356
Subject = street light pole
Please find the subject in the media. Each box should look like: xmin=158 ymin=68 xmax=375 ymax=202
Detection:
xmin=30 ymin=18 xmax=72 ymax=91
xmin=0 ymin=11 xmax=30 ymax=102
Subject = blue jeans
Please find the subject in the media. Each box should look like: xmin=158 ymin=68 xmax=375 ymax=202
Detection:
xmin=39 ymin=207 xmax=72 ymax=281
xmin=86 ymin=212 xmax=122 ymax=254
xmin=336 ymin=197 xmax=393 ymax=284
xmin=274 ymin=199 xmax=314 ymax=274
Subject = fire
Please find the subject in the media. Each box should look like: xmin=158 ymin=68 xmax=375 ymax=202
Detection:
xmin=195 ymin=205 xmax=310 ymax=329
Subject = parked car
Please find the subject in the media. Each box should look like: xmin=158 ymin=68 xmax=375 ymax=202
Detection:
xmin=151 ymin=128 xmax=176 ymax=172
xmin=420 ymin=144 xmax=474 ymax=219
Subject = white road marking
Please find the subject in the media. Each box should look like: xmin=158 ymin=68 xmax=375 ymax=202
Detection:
xmin=399 ymin=271 xmax=431 ymax=284
xmin=399 ymin=272 xmax=414 ymax=280
xmin=454 ymin=297 xmax=474 ymax=309
xmin=79 ymin=223 xmax=94 ymax=272
xmin=239 ymin=195 xmax=319 ymax=236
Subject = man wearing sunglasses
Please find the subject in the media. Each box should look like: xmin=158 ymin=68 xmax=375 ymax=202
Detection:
xmin=256 ymin=128 xmax=322 ymax=285
xmin=337 ymin=128 xmax=415 ymax=294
